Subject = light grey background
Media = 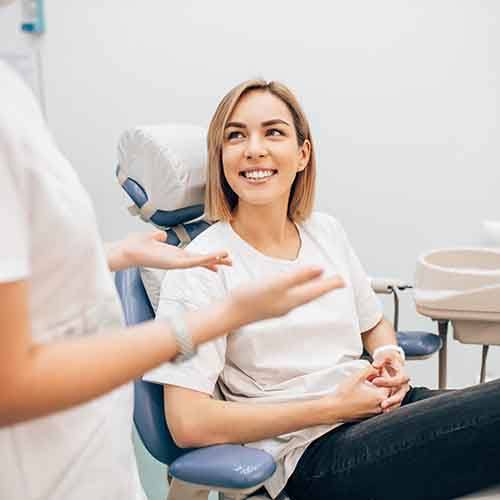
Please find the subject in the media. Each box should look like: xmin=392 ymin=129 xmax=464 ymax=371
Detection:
xmin=1 ymin=2 xmax=499 ymax=498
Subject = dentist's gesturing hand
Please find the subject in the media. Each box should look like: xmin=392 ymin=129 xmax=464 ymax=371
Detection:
xmin=106 ymin=230 xmax=233 ymax=272
xmin=230 ymin=267 xmax=345 ymax=324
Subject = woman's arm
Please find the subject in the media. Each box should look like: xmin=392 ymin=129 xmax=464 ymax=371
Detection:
xmin=165 ymin=363 xmax=390 ymax=448
xmin=0 ymin=267 xmax=343 ymax=427
xmin=164 ymin=386 xmax=332 ymax=448
xmin=361 ymin=317 xmax=398 ymax=356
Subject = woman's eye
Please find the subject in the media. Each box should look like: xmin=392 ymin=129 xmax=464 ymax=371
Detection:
xmin=227 ymin=131 xmax=244 ymax=140
xmin=267 ymin=128 xmax=283 ymax=137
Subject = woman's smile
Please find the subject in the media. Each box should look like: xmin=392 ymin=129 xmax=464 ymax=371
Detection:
xmin=239 ymin=167 xmax=279 ymax=183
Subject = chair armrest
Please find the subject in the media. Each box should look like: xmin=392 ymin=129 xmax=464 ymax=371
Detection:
xmin=169 ymin=444 xmax=277 ymax=490
xmin=371 ymin=278 xmax=412 ymax=294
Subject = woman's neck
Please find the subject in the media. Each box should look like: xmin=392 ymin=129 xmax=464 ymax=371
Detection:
xmin=230 ymin=201 xmax=301 ymax=260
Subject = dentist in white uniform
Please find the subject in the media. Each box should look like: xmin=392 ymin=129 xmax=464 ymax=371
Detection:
xmin=0 ymin=2 xmax=344 ymax=499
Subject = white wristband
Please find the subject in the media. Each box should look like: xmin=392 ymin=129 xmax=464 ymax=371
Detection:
xmin=372 ymin=344 xmax=405 ymax=362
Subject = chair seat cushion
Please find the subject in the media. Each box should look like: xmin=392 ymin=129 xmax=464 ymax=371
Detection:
xmin=397 ymin=331 xmax=443 ymax=358
xmin=169 ymin=444 xmax=276 ymax=489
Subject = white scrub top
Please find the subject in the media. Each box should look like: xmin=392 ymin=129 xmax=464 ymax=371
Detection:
xmin=0 ymin=62 xmax=146 ymax=500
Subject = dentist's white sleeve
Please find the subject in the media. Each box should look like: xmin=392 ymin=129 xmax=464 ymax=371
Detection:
xmin=0 ymin=134 xmax=30 ymax=282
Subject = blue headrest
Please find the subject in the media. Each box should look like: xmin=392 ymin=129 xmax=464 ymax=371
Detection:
xmin=119 ymin=171 xmax=204 ymax=228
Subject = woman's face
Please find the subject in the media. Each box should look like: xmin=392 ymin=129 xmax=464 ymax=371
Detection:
xmin=222 ymin=90 xmax=310 ymax=210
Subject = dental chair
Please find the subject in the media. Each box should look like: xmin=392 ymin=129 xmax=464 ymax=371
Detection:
xmin=114 ymin=124 xmax=500 ymax=500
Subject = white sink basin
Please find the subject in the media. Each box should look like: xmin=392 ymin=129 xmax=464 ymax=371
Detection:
xmin=415 ymin=248 xmax=500 ymax=345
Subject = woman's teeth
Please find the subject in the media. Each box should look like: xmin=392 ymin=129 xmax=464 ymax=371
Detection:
xmin=242 ymin=170 xmax=275 ymax=180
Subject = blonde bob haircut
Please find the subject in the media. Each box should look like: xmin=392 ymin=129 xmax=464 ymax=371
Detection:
xmin=205 ymin=79 xmax=316 ymax=223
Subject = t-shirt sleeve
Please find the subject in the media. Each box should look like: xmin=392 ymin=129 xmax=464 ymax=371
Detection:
xmin=143 ymin=265 xmax=228 ymax=395
xmin=333 ymin=218 xmax=383 ymax=333
xmin=0 ymin=136 xmax=30 ymax=282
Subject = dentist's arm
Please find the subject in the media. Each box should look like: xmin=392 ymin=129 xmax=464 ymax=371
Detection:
xmin=0 ymin=267 xmax=342 ymax=427
xmin=105 ymin=230 xmax=232 ymax=272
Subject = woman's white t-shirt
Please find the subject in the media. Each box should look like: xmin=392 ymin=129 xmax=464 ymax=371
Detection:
xmin=0 ymin=62 xmax=145 ymax=500
xmin=145 ymin=215 xmax=383 ymax=499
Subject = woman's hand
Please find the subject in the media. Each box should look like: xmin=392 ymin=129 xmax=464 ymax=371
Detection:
xmin=371 ymin=350 xmax=410 ymax=413
xmin=106 ymin=230 xmax=232 ymax=272
xmin=320 ymin=365 xmax=390 ymax=424
xmin=229 ymin=267 xmax=345 ymax=326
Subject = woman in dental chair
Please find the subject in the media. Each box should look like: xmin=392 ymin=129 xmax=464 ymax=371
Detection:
xmin=151 ymin=80 xmax=500 ymax=500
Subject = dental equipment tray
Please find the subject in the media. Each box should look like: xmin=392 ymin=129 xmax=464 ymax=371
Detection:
xmin=415 ymin=248 xmax=500 ymax=345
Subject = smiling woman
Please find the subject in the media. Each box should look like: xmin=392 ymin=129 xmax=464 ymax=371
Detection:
xmin=147 ymin=79 xmax=500 ymax=500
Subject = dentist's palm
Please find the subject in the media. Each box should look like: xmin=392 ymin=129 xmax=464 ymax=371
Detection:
xmin=232 ymin=267 xmax=345 ymax=322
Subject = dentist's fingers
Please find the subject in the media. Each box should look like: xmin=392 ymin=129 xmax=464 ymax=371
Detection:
xmin=179 ymin=251 xmax=232 ymax=270
xmin=287 ymin=275 xmax=345 ymax=309
xmin=151 ymin=230 xmax=167 ymax=242
xmin=290 ymin=276 xmax=345 ymax=307
xmin=229 ymin=268 xmax=345 ymax=323
xmin=271 ymin=266 xmax=326 ymax=291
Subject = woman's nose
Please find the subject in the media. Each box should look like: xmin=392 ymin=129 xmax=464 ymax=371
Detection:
xmin=244 ymin=135 xmax=267 ymax=160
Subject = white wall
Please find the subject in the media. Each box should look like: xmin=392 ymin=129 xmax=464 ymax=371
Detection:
xmin=0 ymin=1 xmax=24 ymax=49
xmin=2 ymin=0 xmax=499 ymax=388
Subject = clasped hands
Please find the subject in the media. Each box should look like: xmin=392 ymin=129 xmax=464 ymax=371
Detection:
xmin=368 ymin=350 xmax=410 ymax=413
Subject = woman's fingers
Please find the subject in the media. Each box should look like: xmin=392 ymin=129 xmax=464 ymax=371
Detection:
xmin=381 ymin=384 xmax=410 ymax=412
xmin=357 ymin=364 xmax=381 ymax=384
xmin=372 ymin=354 xmax=393 ymax=370
xmin=371 ymin=373 xmax=409 ymax=388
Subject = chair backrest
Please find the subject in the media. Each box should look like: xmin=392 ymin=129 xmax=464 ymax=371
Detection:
xmin=115 ymin=267 xmax=195 ymax=464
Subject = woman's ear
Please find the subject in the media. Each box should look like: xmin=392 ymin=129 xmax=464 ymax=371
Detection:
xmin=297 ymin=139 xmax=311 ymax=172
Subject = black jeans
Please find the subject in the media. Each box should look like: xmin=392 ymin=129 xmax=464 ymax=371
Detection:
xmin=286 ymin=379 xmax=500 ymax=500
